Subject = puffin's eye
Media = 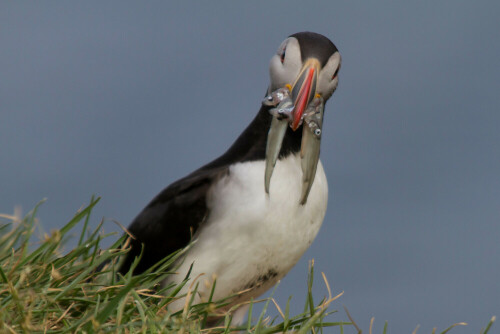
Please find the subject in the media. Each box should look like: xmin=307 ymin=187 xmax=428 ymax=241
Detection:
xmin=332 ymin=65 xmax=340 ymax=80
xmin=280 ymin=46 xmax=286 ymax=64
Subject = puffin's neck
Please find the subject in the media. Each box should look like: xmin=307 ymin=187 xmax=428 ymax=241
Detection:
xmin=200 ymin=104 xmax=303 ymax=171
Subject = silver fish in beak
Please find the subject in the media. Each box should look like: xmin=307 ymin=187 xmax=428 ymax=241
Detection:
xmin=264 ymin=59 xmax=325 ymax=204
xmin=300 ymin=96 xmax=324 ymax=204
xmin=262 ymin=88 xmax=294 ymax=194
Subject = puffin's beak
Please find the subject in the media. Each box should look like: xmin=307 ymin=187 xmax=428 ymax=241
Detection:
xmin=290 ymin=59 xmax=320 ymax=131
xmin=264 ymin=58 xmax=325 ymax=204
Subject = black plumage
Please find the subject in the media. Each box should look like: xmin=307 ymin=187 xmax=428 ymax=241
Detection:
xmin=290 ymin=32 xmax=338 ymax=67
xmin=119 ymin=103 xmax=304 ymax=275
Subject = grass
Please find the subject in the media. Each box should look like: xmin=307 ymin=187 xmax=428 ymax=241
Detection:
xmin=0 ymin=196 xmax=495 ymax=333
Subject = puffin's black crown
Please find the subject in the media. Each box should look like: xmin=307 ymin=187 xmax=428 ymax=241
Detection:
xmin=289 ymin=32 xmax=338 ymax=68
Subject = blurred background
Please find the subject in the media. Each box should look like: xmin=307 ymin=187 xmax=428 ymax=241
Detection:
xmin=1 ymin=1 xmax=499 ymax=332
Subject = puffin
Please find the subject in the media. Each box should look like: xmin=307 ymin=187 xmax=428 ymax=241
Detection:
xmin=119 ymin=31 xmax=341 ymax=324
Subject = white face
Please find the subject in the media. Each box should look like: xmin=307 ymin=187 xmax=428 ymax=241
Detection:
xmin=268 ymin=37 xmax=341 ymax=101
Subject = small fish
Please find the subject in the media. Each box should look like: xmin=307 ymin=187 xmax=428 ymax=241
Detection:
xmin=262 ymin=88 xmax=291 ymax=107
xmin=300 ymin=97 xmax=324 ymax=204
xmin=265 ymin=117 xmax=288 ymax=194
xmin=269 ymin=103 xmax=294 ymax=121
xmin=264 ymin=89 xmax=294 ymax=194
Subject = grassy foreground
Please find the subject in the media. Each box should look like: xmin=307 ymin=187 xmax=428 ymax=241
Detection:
xmin=0 ymin=197 xmax=495 ymax=333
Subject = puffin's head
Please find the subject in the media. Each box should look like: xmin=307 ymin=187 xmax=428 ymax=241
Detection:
xmin=264 ymin=32 xmax=341 ymax=204
xmin=268 ymin=32 xmax=341 ymax=130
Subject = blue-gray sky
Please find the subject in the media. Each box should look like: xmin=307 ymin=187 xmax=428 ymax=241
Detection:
xmin=1 ymin=1 xmax=499 ymax=332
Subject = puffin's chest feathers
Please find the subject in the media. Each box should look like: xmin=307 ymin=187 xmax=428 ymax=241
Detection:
xmin=172 ymin=154 xmax=328 ymax=302
xmin=207 ymin=153 xmax=328 ymax=253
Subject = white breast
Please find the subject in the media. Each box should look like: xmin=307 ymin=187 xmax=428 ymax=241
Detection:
xmin=165 ymin=154 xmax=328 ymax=311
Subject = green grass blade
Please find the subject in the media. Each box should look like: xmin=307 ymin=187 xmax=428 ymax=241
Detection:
xmin=440 ymin=322 xmax=467 ymax=334
xmin=481 ymin=316 xmax=496 ymax=334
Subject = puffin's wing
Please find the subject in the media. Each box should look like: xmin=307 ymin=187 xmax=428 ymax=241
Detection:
xmin=118 ymin=167 xmax=227 ymax=275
